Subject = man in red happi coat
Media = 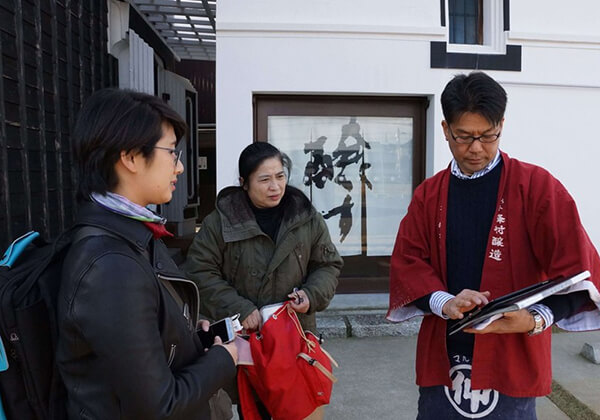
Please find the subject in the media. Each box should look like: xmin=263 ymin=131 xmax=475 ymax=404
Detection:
xmin=387 ymin=72 xmax=600 ymax=419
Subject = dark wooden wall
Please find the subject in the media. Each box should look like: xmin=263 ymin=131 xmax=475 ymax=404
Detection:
xmin=174 ymin=59 xmax=215 ymax=124
xmin=173 ymin=60 xmax=216 ymax=221
xmin=0 ymin=0 xmax=118 ymax=249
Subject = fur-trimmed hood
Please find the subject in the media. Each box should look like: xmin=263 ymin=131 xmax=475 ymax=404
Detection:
xmin=215 ymin=185 xmax=314 ymax=243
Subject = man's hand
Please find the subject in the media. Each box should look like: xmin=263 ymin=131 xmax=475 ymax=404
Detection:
xmin=287 ymin=288 xmax=310 ymax=313
xmin=442 ymin=289 xmax=491 ymax=319
xmin=464 ymin=309 xmax=535 ymax=335
xmin=241 ymin=309 xmax=262 ymax=332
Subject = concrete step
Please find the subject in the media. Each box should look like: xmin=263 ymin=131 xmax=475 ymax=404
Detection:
xmin=317 ymin=293 xmax=421 ymax=338
xmin=317 ymin=295 xmax=600 ymax=418
xmin=317 ymin=309 xmax=422 ymax=338
xmin=326 ymin=293 xmax=390 ymax=312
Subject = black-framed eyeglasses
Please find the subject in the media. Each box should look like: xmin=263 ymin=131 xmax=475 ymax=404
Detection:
xmin=154 ymin=146 xmax=182 ymax=167
xmin=448 ymin=126 xmax=501 ymax=145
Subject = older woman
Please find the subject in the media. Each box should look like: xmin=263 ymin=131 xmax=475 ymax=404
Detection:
xmin=57 ymin=89 xmax=237 ymax=419
xmin=184 ymin=142 xmax=343 ymax=418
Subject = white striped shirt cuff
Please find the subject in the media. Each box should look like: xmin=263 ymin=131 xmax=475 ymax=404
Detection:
xmin=429 ymin=293 xmax=555 ymax=328
xmin=430 ymin=291 xmax=455 ymax=319
xmin=528 ymin=303 xmax=554 ymax=330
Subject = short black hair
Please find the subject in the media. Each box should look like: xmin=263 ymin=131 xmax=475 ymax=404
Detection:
xmin=441 ymin=71 xmax=507 ymax=126
xmin=238 ymin=142 xmax=311 ymax=219
xmin=72 ymin=88 xmax=187 ymax=200
xmin=238 ymin=142 xmax=291 ymax=187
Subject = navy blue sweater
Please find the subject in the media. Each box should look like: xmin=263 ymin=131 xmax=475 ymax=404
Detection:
xmin=415 ymin=160 xmax=587 ymax=358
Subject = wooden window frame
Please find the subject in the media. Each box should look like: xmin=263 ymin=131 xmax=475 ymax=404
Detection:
xmin=254 ymin=94 xmax=428 ymax=293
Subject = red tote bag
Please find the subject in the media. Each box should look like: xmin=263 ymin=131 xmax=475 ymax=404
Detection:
xmin=237 ymin=302 xmax=338 ymax=420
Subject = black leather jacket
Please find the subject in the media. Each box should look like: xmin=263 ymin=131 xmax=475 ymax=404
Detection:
xmin=57 ymin=202 xmax=236 ymax=419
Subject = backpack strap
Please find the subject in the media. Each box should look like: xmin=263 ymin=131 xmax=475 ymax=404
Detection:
xmin=72 ymin=226 xmax=112 ymax=244
xmin=73 ymin=225 xmax=155 ymax=268
xmin=73 ymin=226 xmax=150 ymax=260
xmin=0 ymin=231 xmax=41 ymax=268
xmin=296 ymin=352 xmax=338 ymax=383
xmin=73 ymin=226 xmax=185 ymax=312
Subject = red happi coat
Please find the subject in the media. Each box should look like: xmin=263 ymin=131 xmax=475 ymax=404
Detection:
xmin=387 ymin=151 xmax=600 ymax=397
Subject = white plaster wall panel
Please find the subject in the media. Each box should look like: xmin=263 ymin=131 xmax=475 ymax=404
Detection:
xmin=511 ymin=0 xmax=600 ymax=38
xmin=499 ymin=84 xmax=600 ymax=244
xmin=216 ymin=0 xmax=600 ymax=245
xmin=216 ymin=35 xmax=451 ymax=188
xmin=494 ymin=47 xmax=600 ymax=88
xmin=218 ymin=0 xmax=441 ymax=29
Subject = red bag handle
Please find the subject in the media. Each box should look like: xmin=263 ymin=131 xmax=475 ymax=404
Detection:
xmin=270 ymin=301 xmax=317 ymax=353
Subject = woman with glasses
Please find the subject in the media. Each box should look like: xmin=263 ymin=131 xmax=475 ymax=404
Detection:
xmin=57 ymin=89 xmax=238 ymax=419
xmin=184 ymin=142 xmax=343 ymax=419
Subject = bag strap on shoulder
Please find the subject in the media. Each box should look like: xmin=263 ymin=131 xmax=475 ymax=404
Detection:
xmin=72 ymin=226 xmax=112 ymax=244
xmin=73 ymin=226 xmax=185 ymax=311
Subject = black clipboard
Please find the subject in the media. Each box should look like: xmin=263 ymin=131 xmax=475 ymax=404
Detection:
xmin=448 ymin=270 xmax=590 ymax=335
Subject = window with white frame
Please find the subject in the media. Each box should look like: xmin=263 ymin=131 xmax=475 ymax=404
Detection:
xmin=447 ymin=0 xmax=506 ymax=54
xmin=449 ymin=0 xmax=482 ymax=45
xmin=431 ymin=0 xmax=520 ymax=71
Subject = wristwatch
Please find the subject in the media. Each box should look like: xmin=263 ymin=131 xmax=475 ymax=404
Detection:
xmin=528 ymin=309 xmax=545 ymax=336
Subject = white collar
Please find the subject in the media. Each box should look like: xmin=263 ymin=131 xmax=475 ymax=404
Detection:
xmin=451 ymin=151 xmax=502 ymax=180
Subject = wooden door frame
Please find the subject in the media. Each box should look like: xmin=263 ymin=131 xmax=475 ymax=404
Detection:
xmin=253 ymin=94 xmax=428 ymax=293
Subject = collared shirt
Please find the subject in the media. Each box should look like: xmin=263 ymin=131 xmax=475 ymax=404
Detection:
xmin=387 ymin=151 xmax=600 ymax=395
xmin=450 ymin=150 xmax=502 ymax=180
xmin=432 ymin=150 xmax=554 ymax=329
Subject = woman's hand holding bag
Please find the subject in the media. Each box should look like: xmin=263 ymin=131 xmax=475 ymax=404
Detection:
xmin=287 ymin=288 xmax=310 ymax=313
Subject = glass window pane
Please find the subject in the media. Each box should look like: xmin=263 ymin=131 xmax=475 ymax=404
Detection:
xmin=268 ymin=116 xmax=413 ymax=257
xmin=465 ymin=0 xmax=476 ymax=15
xmin=451 ymin=20 xmax=464 ymax=44
xmin=454 ymin=0 xmax=465 ymax=15
xmin=465 ymin=15 xmax=477 ymax=44
xmin=449 ymin=0 xmax=480 ymax=45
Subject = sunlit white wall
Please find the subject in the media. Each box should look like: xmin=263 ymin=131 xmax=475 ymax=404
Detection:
xmin=216 ymin=0 xmax=600 ymax=246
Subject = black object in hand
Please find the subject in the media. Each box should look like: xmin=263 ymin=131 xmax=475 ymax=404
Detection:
xmin=197 ymin=317 xmax=235 ymax=348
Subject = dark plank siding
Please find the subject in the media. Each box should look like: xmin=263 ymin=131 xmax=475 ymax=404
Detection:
xmin=174 ymin=59 xmax=215 ymax=124
xmin=0 ymin=0 xmax=118 ymax=249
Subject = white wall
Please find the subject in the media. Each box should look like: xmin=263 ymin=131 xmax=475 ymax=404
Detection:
xmin=216 ymin=0 xmax=600 ymax=245
xmin=216 ymin=0 xmax=448 ymax=186
xmin=511 ymin=1 xmax=600 ymax=39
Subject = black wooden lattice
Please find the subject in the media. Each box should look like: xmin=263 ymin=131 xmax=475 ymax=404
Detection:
xmin=0 ymin=0 xmax=118 ymax=249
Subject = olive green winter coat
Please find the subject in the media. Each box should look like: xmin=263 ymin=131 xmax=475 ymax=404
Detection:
xmin=183 ymin=186 xmax=343 ymax=332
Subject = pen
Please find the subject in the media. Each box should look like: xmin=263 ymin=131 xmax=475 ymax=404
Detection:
xmin=292 ymin=287 xmax=304 ymax=304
